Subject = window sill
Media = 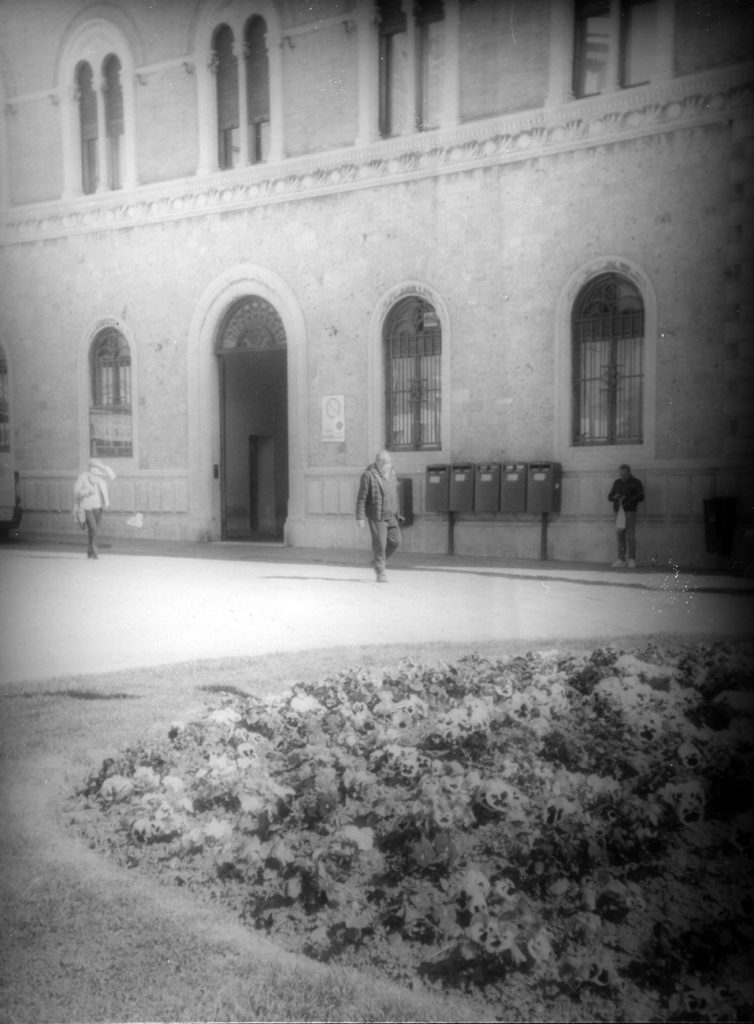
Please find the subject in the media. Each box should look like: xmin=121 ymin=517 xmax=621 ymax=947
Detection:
xmin=557 ymin=442 xmax=649 ymax=472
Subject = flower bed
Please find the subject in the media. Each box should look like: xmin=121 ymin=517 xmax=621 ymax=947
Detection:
xmin=71 ymin=642 xmax=754 ymax=1022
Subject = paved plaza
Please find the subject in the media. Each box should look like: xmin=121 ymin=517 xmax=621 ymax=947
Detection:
xmin=1 ymin=540 xmax=752 ymax=688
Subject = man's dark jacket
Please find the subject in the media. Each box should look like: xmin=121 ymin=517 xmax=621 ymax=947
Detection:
xmin=608 ymin=475 xmax=645 ymax=512
xmin=356 ymin=464 xmax=401 ymax=522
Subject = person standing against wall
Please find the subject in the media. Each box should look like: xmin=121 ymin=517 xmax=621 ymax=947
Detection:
xmin=73 ymin=458 xmax=116 ymax=559
xmin=356 ymin=450 xmax=404 ymax=582
xmin=608 ymin=464 xmax=644 ymax=568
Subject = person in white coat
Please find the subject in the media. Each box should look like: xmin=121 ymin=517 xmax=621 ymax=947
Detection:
xmin=73 ymin=458 xmax=116 ymax=559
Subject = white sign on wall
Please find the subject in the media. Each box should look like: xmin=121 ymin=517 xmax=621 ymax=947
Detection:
xmin=321 ymin=395 xmax=345 ymax=442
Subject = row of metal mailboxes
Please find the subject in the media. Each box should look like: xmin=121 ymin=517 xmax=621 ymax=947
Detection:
xmin=419 ymin=462 xmax=563 ymax=515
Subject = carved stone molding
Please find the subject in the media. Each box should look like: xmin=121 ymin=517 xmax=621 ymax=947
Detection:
xmin=2 ymin=66 xmax=752 ymax=245
xmin=217 ymin=296 xmax=287 ymax=351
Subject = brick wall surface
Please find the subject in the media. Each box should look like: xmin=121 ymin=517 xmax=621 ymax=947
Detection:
xmin=459 ymin=0 xmax=550 ymax=121
xmin=0 ymin=0 xmax=77 ymax=95
xmin=281 ymin=25 xmax=359 ymax=156
xmin=135 ymin=66 xmax=199 ymax=184
xmin=674 ymin=0 xmax=754 ymax=76
xmin=6 ymin=97 xmax=63 ymax=204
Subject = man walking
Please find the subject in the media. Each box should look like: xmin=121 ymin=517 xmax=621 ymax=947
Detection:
xmin=73 ymin=457 xmax=116 ymax=559
xmin=356 ymin=450 xmax=403 ymax=582
xmin=608 ymin=464 xmax=644 ymax=568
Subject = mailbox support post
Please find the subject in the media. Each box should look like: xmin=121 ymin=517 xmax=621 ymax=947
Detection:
xmin=448 ymin=510 xmax=456 ymax=555
xmin=540 ymin=511 xmax=548 ymax=561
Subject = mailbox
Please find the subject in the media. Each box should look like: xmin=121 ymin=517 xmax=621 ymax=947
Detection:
xmin=500 ymin=463 xmax=528 ymax=512
xmin=449 ymin=463 xmax=475 ymax=512
xmin=474 ymin=463 xmax=501 ymax=512
xmin=526 ymin=462 xmax=562 ymax=513
xmin=397 ymin=477 xmax=414 ymax=527
xmin=425 ymin=464 xmax=449 ymax=513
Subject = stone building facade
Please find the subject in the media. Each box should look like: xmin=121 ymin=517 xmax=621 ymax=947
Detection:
xmin=0 ymin=0 xmax=752 ymax=566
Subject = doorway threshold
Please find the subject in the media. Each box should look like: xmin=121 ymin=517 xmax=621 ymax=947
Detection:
xmin=216 ymin=539 xmax=286 ymax=546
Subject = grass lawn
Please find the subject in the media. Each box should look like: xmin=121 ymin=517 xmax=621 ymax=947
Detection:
xmin=2 ymin=636 xmax=752 ymax=1023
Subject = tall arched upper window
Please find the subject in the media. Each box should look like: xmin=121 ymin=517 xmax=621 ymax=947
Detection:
xmin=245 ymin=16 xmax=270 ymax=164
xmin=572 ymin=0 xmax=658 ymax=98
xmin=213 ymin=25 xmax=239 ymax=169
xmin=384 ymin=296 xmax=442 ymax=450
xmin=90 ymin=330 xmax=133 ymax=457
xmin=103 ymin=54 xmax=124 ymax=190
xmin=76 ymin=61 xmax=98 ymax=195
xmin=378 ymin=0 xmax=445 ymax=137
xmin=378 ymin=0 xmax=408 ymax=138
xmin=415 ymin=0 xmax=445 ymax=131
xmin=572 ymin=273 xmax=644 ymax=446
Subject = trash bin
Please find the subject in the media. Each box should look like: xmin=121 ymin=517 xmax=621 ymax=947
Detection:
xmin=500 ymin=463 xmax=527 ymax=512
xmin=425 ymin=465 xmax=449 ymax=513
xmin=474 ymin=463 xmax=501 ymax=513
xmin=398 ymin=477 xmax=414 ymax=527
xmin=449 ymin=464 xmax=474 ymax=512
xmin=703 ymin=496 xmax=737 ymax=556
xmin=526 ymin=462 xmax=562 ymax=514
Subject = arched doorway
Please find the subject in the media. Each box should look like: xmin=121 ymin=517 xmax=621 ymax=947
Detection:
xmin=216 ymin=296 xmax=288 ymax=540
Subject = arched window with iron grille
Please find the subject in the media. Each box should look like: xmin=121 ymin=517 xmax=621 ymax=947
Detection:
xmin=384 ymin=296 xmax=442 ymax=451
xmin=572 ymin=273 xmax=644 ymax=446
xmin=90 ymin=330 xmax=133 ymax=457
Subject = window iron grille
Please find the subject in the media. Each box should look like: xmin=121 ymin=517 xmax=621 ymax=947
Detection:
xmin=90 ymin=331 xmax=132 ymax=456
xmin=572 ymin=273 xmax=644 ymax=446
xmin=384 ymin=296 xmax=441 ymax=451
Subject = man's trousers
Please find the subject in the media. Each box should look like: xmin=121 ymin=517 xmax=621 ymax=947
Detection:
xmin=368 ymin=516 xmax=401 ymax=573
xmin=616 ymin=510 xmax=638 ymax=561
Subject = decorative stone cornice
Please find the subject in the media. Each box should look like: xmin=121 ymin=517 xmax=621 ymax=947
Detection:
xmin=2 ymin=63 xmax=752 ymax=245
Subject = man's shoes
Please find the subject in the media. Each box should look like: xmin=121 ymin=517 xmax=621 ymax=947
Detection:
xmin=611 ymin=559 xmax=626 ymax=568
xmin=376 ymin=572 xmax=388 ymax=583
xmin=627 ymin=559 xmax=636 ymax=568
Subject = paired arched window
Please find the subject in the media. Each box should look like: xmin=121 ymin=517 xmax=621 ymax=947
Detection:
xmin=212 ymin=16 xmax=270 ymax=169
xmin=75 ymin=53 xmax=124 ymax=194
xmin=383 ymin=295 xmax=442 ymax=450
xmin=89 ymin=330 xmax=133 ymax=457
xmin=571 ymin=273 xmax=644 ymax=446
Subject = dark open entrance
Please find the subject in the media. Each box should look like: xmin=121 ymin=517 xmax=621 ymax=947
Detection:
xmin=217 ymin=298 xmax=288 ymax=541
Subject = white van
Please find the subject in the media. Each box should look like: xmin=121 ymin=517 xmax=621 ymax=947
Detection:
xmin=0 ymin=343 xmax=21 ymax=534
